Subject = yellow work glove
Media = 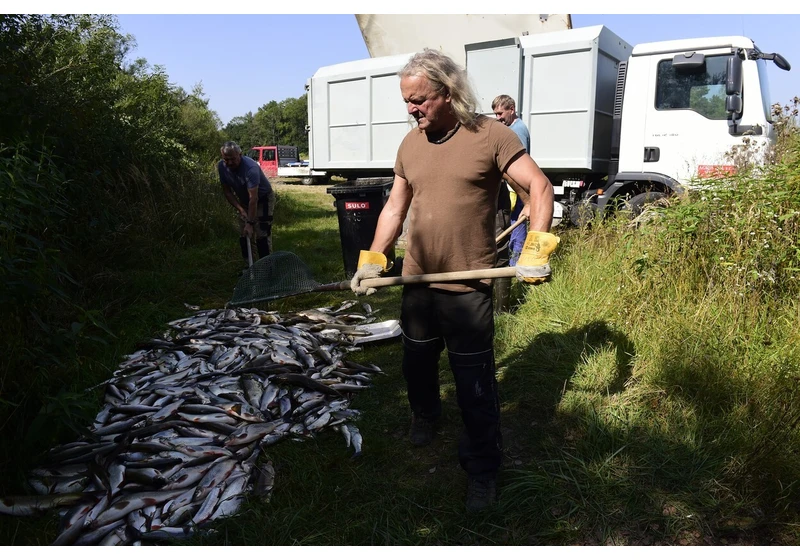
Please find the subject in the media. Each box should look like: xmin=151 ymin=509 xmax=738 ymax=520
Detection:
xmin=356 ymin=250 xmax=392 ymax=272
xmin=515 ymin=231 xmax=560 ymax=284
xmin=350 ymin=250 xmax=392 ymax=296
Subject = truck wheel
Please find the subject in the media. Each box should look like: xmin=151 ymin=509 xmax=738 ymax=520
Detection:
xmin=301 ymin=176 xmax=314 ymax=186
xmin=625 ymin=192 xmax=668 ymax=216
xmin=570 ymin=201 xmax=599 ymax=227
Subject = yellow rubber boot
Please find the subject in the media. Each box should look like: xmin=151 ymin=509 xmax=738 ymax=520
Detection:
xmin=515 ymin=231 xmax=560 ymax=284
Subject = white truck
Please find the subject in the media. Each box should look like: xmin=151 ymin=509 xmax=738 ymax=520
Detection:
xmin=466 ymin=25 xmax=791 ymax=225
xmin=305 ymin=14 xmax=571 ymax=184
xmin=306 ymin=24 xmax=790 ymax=224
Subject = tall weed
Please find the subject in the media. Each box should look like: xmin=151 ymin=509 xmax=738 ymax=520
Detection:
xmin=502 ymin=106 xmax=800 ymax=536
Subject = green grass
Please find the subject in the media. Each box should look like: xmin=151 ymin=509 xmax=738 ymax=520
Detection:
xmin=3 ymin=158 xmax=800 ymax=544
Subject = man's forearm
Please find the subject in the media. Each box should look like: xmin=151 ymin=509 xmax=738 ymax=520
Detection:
xmin=528 ymin=180 xmax=554 ymax=232
xmin=370 ymin=212 xmax=405 ymax=255
xmin=248 ymin=193 xmax=258 ymax=222
xmin=369 ymin=195 xmax=408 ymax=255
xmin=223 ymin=186 xmax=245 ymax=214
xmin=369 ymin=175 xmax=411 ymax=256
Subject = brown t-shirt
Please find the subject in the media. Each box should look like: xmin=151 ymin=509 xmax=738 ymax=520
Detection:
xmin=394 ymin=115 xmax=525 ymax=292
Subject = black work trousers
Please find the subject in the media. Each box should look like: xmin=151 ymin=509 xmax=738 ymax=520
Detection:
xmin=400 ymin=284 xmax=502 ymax=479
xmin=238 ymin=194 xmax=275 ymax=263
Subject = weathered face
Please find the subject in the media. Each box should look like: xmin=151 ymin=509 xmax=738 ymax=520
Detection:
xmin=493 ymin=105 xmax=516 ymax=126
xmin=400 ymin=74 xmax=453 ymax=134
xmin=222 ymin=151 xmax=242 ymax=170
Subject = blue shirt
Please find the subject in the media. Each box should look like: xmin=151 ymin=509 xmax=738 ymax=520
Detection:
xmin=217 ymin=156 xmax=273 ymax=207
xmin=509 ymin=118 xmax=530 ymax=154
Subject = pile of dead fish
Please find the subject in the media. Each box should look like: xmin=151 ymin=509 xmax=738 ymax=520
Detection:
xmin=0 ymin=302 xmax=383 ymax=545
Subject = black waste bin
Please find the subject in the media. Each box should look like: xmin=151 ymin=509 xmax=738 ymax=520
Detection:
xmin=327 ymin=178 xmax=394 ymax=277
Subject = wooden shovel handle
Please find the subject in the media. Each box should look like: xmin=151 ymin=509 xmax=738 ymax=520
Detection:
xmin=361 ymin=266 xmax=517 ymax=288
xmin=316 ymin=267 xmax=517 ymax=292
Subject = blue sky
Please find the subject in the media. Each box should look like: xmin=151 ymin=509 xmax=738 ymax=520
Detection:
xmin=109 ymin=12 xmax=800 ymax=127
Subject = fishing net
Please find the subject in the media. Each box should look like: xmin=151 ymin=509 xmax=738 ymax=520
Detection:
xmin=229 ymin=251 xmax=344 ymax=306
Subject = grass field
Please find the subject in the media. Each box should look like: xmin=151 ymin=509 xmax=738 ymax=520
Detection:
xmin=2 ymin=177 xmax=800 ymax=546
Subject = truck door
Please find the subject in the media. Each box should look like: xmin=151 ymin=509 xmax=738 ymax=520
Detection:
xmin=630 ymin=49 xmax=753 ymax=184
xmin=465 ymin=38 xmax=521 ymax=117
xmin=261 ymin=147 xmax=278 ymax=177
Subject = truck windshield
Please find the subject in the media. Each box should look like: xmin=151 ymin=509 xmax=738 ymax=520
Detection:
xmin=655 ymin=55 xmax=728 ymax=120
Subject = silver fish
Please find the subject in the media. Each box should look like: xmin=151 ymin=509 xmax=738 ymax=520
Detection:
xmin=89 ymin=489 xmax=186 ymax=528
xmin=192 ymin=459 xmax=238 ymax=502
xmin=149 ymin=398 xmax=185 ymax=423
xmin=132 ymin=525 xmax=205 ymax=541
xmin=336 ymin=424 xmax=352 ymax=448
xmin=0 ymin=493 xmax=90 ymax=516
xmin=305 ymin=411 xmax=332 ymax=432
xmin=52 ymin=500 xmax=98 ymax=545
xmin=161 ymin=463 xmax=215 ymax=491
xmin=98 ymin=525 xmax=129 ymax=546
xmin=162 ymin=486 xmax=196 ymax=516
xmin=252 ymin=461 xmax=275 ymax=499
xmin=191 ymin=484 xmax=222 ymax=525
xmin=3 ymin=301 xmax=379 ymax=545
xmin=74 ymin=518 xmax=126 ymax=546
xmin=224 ymin=421 xmax=283 ymax=447
xmin=347 ymin=424 xmax=363 ymax=458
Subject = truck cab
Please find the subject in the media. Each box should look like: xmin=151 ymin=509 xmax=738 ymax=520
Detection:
xmin=602 ymin=36 xmax=788 ymax=211
xmin=465 ymin=26 xmax=789 ymax=225
xmin=248 ymin=145 xmax=302 ymax=177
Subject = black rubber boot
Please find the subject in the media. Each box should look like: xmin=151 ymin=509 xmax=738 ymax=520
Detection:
xmin=256 ymin=238 xmax=271 ymax=259
xmin=402 ymin=335 xmax=445 ymax=441
xmin=239 ymin=237 xmax=250 ymax=265
xmin=466 ymin=475 xmax=498 ymax=512
xmin=449 ymin=349 xmax=502 ymax=480
xmin=409 ymin=413 xmax=436 ymax=447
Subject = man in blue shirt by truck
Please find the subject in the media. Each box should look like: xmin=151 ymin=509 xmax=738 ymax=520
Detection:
xmin=492 ymin=94 xmax=531 ymax=312
xmin=217 ymin=141 xmax=277 ymax=269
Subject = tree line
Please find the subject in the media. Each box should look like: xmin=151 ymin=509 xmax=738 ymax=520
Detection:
xmin=222 ymin=96 xmax=309 ymax=156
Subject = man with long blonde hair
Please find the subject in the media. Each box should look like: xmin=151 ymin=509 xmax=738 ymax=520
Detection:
xmin=351 ymin=49 xmax=556 ymax=511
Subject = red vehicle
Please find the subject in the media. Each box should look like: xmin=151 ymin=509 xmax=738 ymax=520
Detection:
xmin=248 ymin=145 xmax=300 ymax=176
xmin=247 ymin=146 xmax=328 ymax=185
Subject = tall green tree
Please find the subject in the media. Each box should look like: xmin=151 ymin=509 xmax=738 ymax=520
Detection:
xmin=224 ymin=95 xmax=308 ymax=153
xmin=222 ymin=112 xmax=260 ymax=151
xmin=175 ymin=83 xmax=224 ymax=164
xmin=280 ymin=95 xmax=309 ymax=151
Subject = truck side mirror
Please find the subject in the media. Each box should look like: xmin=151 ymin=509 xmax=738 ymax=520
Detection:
xmin=726 ymin=94 xmax=743 ymax=116
xmin=726 ymin=55 xmax=743 ymax=95
xmin=773 ymin=53 xmax=791 ymax=71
